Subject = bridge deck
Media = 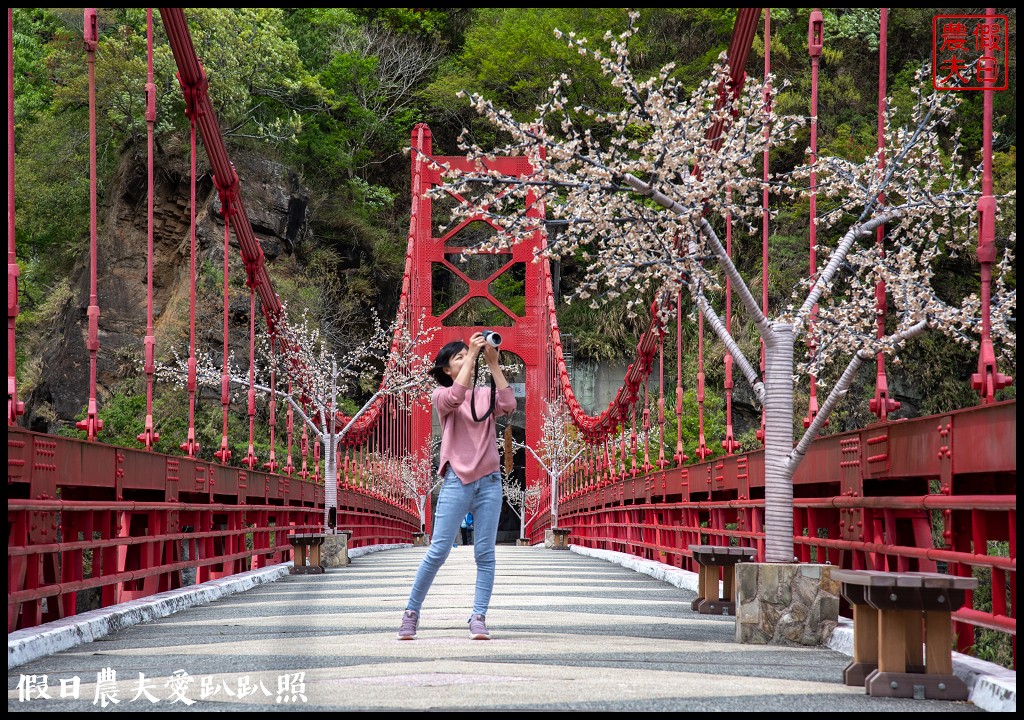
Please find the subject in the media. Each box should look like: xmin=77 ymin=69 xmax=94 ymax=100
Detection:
xmin=8 ymin=547 xmax=982 ymax=712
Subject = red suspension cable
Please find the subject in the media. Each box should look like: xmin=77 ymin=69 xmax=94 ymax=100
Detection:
xmin=870 ymin=8 xmax=900 ymax=420
xmin=696 ymin=310 xmax=711 ymax=459
xmin=264 ymin=334 xmax=278 ymax=472
xmin=641 ymin=379 xmax=652 ymax=473
xmin=137 ymin=8 xmax=158 ymax=449
xmin=630 ymin=402 xmax=638 ymax=477
xmin=76 ymin=8 xmax=103 ymax=441
xmin=299 ymin=422 xmax=309 ymax=480
xmin=804 ymin=9 xmax=823 ymax=429
xmin=283 ymin=379 xmax=295 ymax=475
xmin=674 ymin=291 xmax=687 ymax=464
xmin=722 ymin=190 xmax=739 ymax=453
xmin=179 ymin=81 xmax=199 ymax=457
xmin=8 ymin=8 xmax=24 ymax=426
xmin=971 ymin=7 xmax=1012 ymax=402
xmin=214 ymin=196 xmax=232 ymax=464
xmin=756 ymin=9 xmax=770 ymax=446
xmin=313 ymin=436 xmax=321 ymax=483
xmin=244 ymin=286 xmax=258 ymax=469
xmin=657 ymin=342 xmax=666 ymax=470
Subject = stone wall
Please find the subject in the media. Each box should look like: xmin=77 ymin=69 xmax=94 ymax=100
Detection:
xmin=736 ymin=563 xmax=840 ymax=646
xmin=24 ymin=148 xmax=308 ymax=431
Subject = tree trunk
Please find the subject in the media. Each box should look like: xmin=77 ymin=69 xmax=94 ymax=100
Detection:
xmin=323 ymin=434 xmax=336 ymax=533
xmin=550 ymin=470 xmax=558 ymax=529
xmin=763 ymin=323 xmax=795 ymax=563
xmin=417 ymin=494 xmax=427 ymax=532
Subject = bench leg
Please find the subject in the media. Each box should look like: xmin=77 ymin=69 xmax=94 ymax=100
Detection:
xmin=906 ymin=610 xmax=924 ymax=673
xmin=309 ymin=543 xmax=322 ymax=568
xmin=723 ymin=565 xmax=736 ymax=604
xmin=697 ymin=564 xmax=736 ymax=616
xmin=924 ymin=610 xmax=952 ymax=675
xmin=691 ymin=565 xmax=711 ymax=611
xmin=289 ymin=545 xmax=308 ymax=574
xmin=843 ymin=603 xmax=878 ymax=687
xmin=877 ymin=608 xmax=908 ymax=674
xmin=866 ymin=609 xmax=968 ymax=700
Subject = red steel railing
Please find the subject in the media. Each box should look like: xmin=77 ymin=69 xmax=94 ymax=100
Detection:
xmin=8 ymin=427 xmax=419 ymax=632
xmin=531 ymin=400 xmax=1016 ymax=660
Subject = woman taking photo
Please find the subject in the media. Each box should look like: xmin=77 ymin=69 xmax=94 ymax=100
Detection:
xmin=397 ymin=332 xmax=515 ymax=641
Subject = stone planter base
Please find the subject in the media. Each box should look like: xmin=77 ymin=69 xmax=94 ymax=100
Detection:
xmin=544 ymin=528 xmax=571 ymax=550
xmin=322 ymin=531 xmax=352 ymax=569
xmin=412 ymin=532 xmax=430 ymax=547
xmin=736 ymin=563 xmax=840 ymax=646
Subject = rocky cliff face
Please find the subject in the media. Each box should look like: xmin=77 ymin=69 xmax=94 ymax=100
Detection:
xmin=24 ymin=147 xmax=309 ymax=431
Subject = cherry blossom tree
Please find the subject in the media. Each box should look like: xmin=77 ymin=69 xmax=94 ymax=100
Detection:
xmin=160 ymin=307 xmax=436 ymax=533
xmin=429 ymin=17 xmax=1016 ymax=563
xmin=515 ymin=400 xmax=586 ymax=529
xmin=394 ymin=436 xmax=443 ymax=533
xmin=502 ymin=463 xmax=541 ymax=544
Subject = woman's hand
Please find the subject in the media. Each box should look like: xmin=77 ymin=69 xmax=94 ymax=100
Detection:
xmin=468 ymin=332 xmax=486 ymax=357
xmin=482 ymin=342 xmax=500 ymax=366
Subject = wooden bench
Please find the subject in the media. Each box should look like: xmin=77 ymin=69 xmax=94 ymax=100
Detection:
xmin=688 ymin=545 xmax=757 ymax=615
xmin=287 ymin=533 xmax=326 ymax=574
xmin=831 ymin=569 xmax=977 ymax=700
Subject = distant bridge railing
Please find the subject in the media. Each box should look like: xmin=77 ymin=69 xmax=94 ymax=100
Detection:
xmin=7 ymin=427 xmax=418 ymax=632
xmin=530 ymin=400 xmax=1016 ymax=660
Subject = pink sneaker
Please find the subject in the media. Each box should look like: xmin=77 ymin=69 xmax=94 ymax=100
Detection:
xmin=468 ymin=614 xmax=490 ymax=640
xmin=397 ymin=609 xmax=419 ymax=640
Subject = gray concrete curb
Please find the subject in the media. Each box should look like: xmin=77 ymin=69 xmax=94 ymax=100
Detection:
xmin=8 ymin=543 xmax=413 ymax=670
xmin=569 ymin=543 xmax=702 ymax=593
xmin=571 ymin=545 xmax=1016 ymax=713
xmin=349 ymin=542 xmax=413 ymax=559
xmin=8 ymin=563 xmax=291 ymax=669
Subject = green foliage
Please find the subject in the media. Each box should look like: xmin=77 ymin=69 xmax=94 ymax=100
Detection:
xmin=283 ymin=9 xmax=362 ymax=72
xmin=555 ymin=291 xmax=649 ymax=363
xmin=11 ymin=9 xmax=63 ymax=123
xmin=14 ymin=276 xmax=74 ymax=400
xmin=618 ymin=385 xmax=729 ymax=469
xmin=969 ymin=542 xmax=1014 ymax=670
xmin=58 ymin=379 xmax=305 ymax=471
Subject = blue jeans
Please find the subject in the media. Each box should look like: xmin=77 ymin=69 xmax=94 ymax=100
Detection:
xmin=405 ymin=468 xmax=503 ymax=616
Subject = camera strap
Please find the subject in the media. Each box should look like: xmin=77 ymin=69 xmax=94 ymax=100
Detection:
xmin=470 ymin=352 xmax=498 ymax=422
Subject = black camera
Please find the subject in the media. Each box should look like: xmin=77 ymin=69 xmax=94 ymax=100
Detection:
xmin=481 ymin=329 xmax=502 ymax=348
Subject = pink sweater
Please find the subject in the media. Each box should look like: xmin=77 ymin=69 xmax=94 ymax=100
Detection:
xmin=433 ymin=383 xmax=517 ymax=484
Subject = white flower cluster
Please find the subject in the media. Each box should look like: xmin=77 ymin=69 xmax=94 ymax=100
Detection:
xmin=430 ymin=18 xmax=803 ymax=320
xmin=156 ymin=300 xmax=437 ymax=443
xmin=394 ymin=436 xmax=442 ymax=500
xmin=792 ymin=67 xmax=1016 ymax=382
xmin=430 ymin=27 xmax=1013 ymax=402
xmin=502 ymin=468 xmax=542 ymax=523
xmin=532 ymin=399 xmax=586 ymax=473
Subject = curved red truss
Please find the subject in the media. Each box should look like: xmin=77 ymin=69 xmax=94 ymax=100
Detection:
xmin=544 ymin=261 xmax=665 ymax=443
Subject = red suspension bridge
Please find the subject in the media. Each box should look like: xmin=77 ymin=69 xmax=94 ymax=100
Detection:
xmin=7 ymin=7 xmax=1015 ymax=671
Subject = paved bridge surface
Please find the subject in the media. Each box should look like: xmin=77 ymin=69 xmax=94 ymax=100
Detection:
xmin=8 ymin=547 xmax=982 ymax=712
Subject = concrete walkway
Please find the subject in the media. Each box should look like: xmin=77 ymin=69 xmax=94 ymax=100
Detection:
xmin=8 ymin=546 xmax=987 ymax=711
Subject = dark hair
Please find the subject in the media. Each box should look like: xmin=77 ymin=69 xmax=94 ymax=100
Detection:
xmin=429 ymin=340 xmax=468 ymax=387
